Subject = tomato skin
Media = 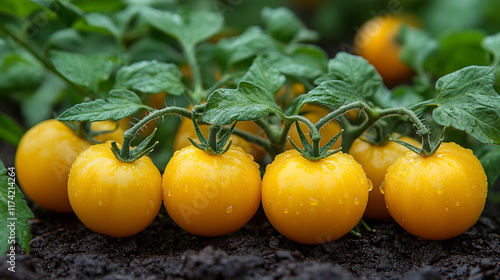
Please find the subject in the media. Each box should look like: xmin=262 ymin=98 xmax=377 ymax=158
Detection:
xmin=68 ymin=142 xmax=162 ymax=237
xmin=262 ymin=149 xmax=370 ymax=245
xmin=354 ymin=15 xmax=418 ymax=85
xmin=15 ymin=119 xmax=91 ymax=213
xmin=163 ymin=145 xmax=261 ymax=237
xmin=91 ymin=121 xmax=126 ymax=143
xmin=349 ymin=136 xmax=420 ymax=220
xmin=383 ymin=142 xmax=487 ymax=240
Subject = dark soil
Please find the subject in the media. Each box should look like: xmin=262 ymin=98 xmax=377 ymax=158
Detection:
xmin=1 ymin=188 xmax=500 ymax=280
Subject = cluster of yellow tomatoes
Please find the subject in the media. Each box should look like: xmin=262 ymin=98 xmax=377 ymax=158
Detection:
xmin=13 ymin=14 xmax=488 ymax=245
xmin=15 ymin=109 xmax=487 ymax=245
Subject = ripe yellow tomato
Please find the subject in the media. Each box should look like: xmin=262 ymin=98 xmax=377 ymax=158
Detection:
xmin=15 ymin=119 xmax=91 ymax=212
xmin=349 ymin=136 xmax=420 ymax=220
xmin=68 ymin=141 xmax=162 ymax=237
xmin=354 ymin=15 xmax=419 ymax=85
xmin=262 ymin=149 xmax=370 ymax=245
xmin=383 ymin=142 xmax=488 ymax=240
xmin=173 ymin=117 xmax=264 ymax=161
xmin=15 ymin=119 xmax=126 ymax=213
xmin=287 ymin=104 xmax=342 ymax=151
xmin=91 ymin=120 xmax=126 ymax=143
xmin=163 ymin=145 xmax=261 ymax=237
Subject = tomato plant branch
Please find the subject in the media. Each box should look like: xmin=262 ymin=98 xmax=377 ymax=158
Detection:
xmin=182 ymin=42 xmax=205 ymax=103
xmin=114 ymin=106 xmax=191 ymax=161
xmin=230 ymin=127 xmax=272 ymax=154
xmin=0 ymin=22 xmax=94 ymax=98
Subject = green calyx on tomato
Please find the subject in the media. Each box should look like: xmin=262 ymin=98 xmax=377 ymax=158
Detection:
xmin=288 ymin=116 xmax=343 ymax=161
xmin=187 ymin=105 xmax=236 ymax=155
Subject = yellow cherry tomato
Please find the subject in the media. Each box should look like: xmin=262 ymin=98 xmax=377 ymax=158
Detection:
xmin=163 ymin=145 xmax=261 ymax=237
xmin=354 ymin=15 xmax=419 ymax=85
xmin=15 ymin=119 xmax=127 ymax=213
xmin=262 ymin=149 xmax=370 ymax=245
xmin=91 ymin=120 xmax=126 ymax=143
xmin=15 ymin=119 xmax=91 ymax=212
xmin=349 ymin=136 xmax=420 ymax=220
xmin=383 ymin=142 xmax=488 ymax=240
xmin=68 ymin=141 xmax=162 ymax=237
xmin=287 ymin=104 xmax=342 ymax=151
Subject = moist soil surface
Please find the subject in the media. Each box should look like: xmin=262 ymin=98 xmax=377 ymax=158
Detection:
xmin=1 ymin=187 xmax=499 ymax=280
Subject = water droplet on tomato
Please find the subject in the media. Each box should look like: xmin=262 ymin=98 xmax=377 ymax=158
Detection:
xmin=167 ymin=190 xmax=172 ymax=197
xmin=295 ymin=211 xmax=300 ymax=215
xmin=379 ymin=182 xmax=385 ymax=195
xmin=344 ymin=193 xmax=349 ymax=199
xmin=74 ymin=191 xmax=79 ymax=198
xmin=444 ymin=207 xmax=449 ymax=212
xmin=367 ymin=179 xmax=373 ymax=192
xmin=338 ymin=199 xmax=343 ymax=205
xmin=455 ymin=201 xmax=460 ymax=207
xmin=354 ymin=198 xmax=360 ymax=205
xmin=324 ymin=162 xmax=336 ymax=171
xmin=283 ymin=208 xmax=289 ymax=214
xmin=436 ymin=186 xmax=443 ymax=195
xmin=149 ymin=200 xmax=154 ymax=208
xmin=309 ymin=197 xmax=319 ymax=206
xmin=299 ymin=201 xmax=304 ymax=206
xmin=98 ymin=201 xmax=103 ymax=206
xmin=226 ymin=205 xmax=233 ymax=214
xmin=184 ymin=184 xmax=189 ymax=192
xmin=296 ymin=162 xmax=304 ymax=169
xmin=285 ymin=174 xmax=291 ymax=181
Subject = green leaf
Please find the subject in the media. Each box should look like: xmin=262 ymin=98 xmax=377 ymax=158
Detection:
xmin=200 ymin=81 xmax=282 ymax=125
xmin=314 ymin=52 xmax=382 ymax=100
xmin=482 ymin=32 xmax=500 ymax=65
xmin=261 ymin=7 xmax=318 ymax=43
xmin=50 ymin=50 xmax=114 ymax=93
xmin=296 ymin=80 xmax=365 ymax=114
xmin=0 ymin=160 xmax=34 ymax=255
xmin=31 ymin=0 xmax=84 ymax=26
xmin=115 ymin=61 xmax=184 ymax=95
xmin=141 ymin=7 xmax=223 ymax=47
xmin=269 ymin=44 xmax=328 ymax=79
xmin=0 ymin=53 xmax=45 ymax=91
xmin=373 ymin=85 xmax=424 ymax=109
xmin=215 ymin=27 xmax=277 ymax=69
xmin=0 ymin=0 xmax=40 ymax=17
xmin=240 ymin=57 xmax=285 ymax=95
xmin=57 ymin=89 xmax=149 ymax=122
xmin=430 ymin=66 xmax=500 ymax=144
xmin=21 ymin=74 xmax=66 ymax=127
xmin=427 ymin=31 xmax=490 ymax=78
xmin=479 ymin=146 xmax=500 ymax=188
xmin=82 ymin=12 xmax=120 ymax=39
xmin=399 ymin=25 xmax=439 ymax=73
xmin=0 ymin=113 xmax=24 ymax=146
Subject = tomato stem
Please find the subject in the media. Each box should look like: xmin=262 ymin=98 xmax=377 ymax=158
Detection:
xmin=182 ymin=42 xmax=205 ymax=104
xmin=115 ymin=106 xmax=191 ymax=161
